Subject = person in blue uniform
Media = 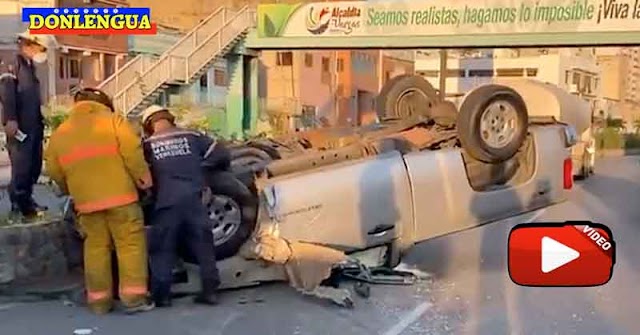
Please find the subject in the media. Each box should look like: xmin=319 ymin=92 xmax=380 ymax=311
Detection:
xmin=140 ymin=105 xmax=231 ymax=307
xmin=0 ymin=31 xmax=57 ymax=218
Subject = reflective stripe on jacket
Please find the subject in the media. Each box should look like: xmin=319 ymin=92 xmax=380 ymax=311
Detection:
xmin=45 ymin=101 xmax=152 ymax=214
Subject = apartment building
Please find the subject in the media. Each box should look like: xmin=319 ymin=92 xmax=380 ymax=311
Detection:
xmin=414 ymin=48 xmax=602 ymax=111
xmin=596 ymin=47 xmax=640 ymax=130
xmin=0 ymin=0 xmax=129 ymax=105
xmin=620 ymin=47 xmax=640 ymax=104
xmin=261 ymin=50 xmax=337 ymax=130
xmin=380 ymin=50 xmax=415 ymax=89
xmin=262 ymin=49 xmax=383 ymax=130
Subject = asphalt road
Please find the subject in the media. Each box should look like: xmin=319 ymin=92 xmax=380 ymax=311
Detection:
xmin=1 ymin=156 xmax=639 ymax=335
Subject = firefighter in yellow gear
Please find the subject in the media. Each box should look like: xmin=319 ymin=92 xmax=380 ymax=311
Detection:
xmin=44 ymin=88 xmax=155 ymax=315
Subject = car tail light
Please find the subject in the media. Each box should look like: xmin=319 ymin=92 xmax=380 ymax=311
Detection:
xmin=563 ymin=158 xmax=573 ymax=190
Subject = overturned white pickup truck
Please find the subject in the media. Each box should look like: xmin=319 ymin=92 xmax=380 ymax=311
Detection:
xmin=186 ymin=76 xmax=579 ymax=291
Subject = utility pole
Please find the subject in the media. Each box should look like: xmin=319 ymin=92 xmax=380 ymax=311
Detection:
xmin=378 ymin=49 xmax=384 ymax=92
xmin=438 ymin=49 xmax=447 ymax=101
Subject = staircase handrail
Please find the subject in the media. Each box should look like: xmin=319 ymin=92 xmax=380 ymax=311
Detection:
xmin=100 ymin=6 xmax=226 ymax=97
xmin=183 ymin=7 xmax=254 ymax=80
xmin=97 ymin=54 xmax=142 ymax=90
xmin=113 ymin=7 xmax=252 ymax=115
xmin=97 ymin=54 xmax=147 ymax=94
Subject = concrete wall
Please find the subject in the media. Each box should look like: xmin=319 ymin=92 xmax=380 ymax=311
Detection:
xmin=261 ymin=50 xmax=334 ymax=123
xmin=297 ymin=51 xmax=335 ymax=122
xmin=382 ymin=56 xmax=414 ymax=85
xmin=336 ymin=50 xmax=379 ymax=126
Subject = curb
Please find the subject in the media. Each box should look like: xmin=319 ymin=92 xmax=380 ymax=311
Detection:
xmin=598 ymin=149 xmax=640 ymax=157
xmin=0 ymin=274 xmax=85 ymax=304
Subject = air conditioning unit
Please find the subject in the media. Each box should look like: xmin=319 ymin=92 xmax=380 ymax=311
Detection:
xmin=569 ymin=84 xmax=579 ymax=94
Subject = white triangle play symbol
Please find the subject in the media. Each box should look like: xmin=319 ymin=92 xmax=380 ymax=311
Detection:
xmin=541 ymin=236 xmax=580 ymax=273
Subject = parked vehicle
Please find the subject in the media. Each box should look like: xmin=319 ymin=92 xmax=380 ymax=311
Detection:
xmin=490 ymin=78 xmax=595 ymax=179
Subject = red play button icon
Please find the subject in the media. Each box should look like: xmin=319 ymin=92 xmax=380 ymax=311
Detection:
xmin=508 ymin=221 xmax=615 ymax=287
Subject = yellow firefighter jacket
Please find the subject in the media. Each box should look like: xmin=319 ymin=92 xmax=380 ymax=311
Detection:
xmin=45 ymin=101 xmax=152 ymax=214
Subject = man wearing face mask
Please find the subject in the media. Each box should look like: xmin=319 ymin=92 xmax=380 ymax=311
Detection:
xmin=0 ymin=31 xmax=57 ymax=218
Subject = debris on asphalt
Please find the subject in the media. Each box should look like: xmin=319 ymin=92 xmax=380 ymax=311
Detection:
xmin=0 ymin=303 xmax=17 ymax=311
xmin=300 ymin=286 xmax=354 ymax=308
xmin=240 ymin=229 xmax=350 ymax=306
xmin=393 ymin=263 xmax=433 ymax=280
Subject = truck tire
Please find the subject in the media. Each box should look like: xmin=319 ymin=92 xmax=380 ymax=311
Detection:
xmin=457 ymin=85 xmax=528 ymax=164
xmin=376 ymin=75 xmax=438 ymax=121
xmin=205 ymin=171 xmax=258 ymax=260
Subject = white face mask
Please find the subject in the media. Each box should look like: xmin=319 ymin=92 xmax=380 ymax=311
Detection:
xmin=32 ymin=52 xmax=47 ymax=64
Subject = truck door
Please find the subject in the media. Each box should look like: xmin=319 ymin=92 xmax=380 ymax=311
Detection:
xmin=263 ymin=151 xmax=414 ymax=251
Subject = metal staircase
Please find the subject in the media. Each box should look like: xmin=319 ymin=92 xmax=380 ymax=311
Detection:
xmin=97 ymin=6 xmax=256 ymax=117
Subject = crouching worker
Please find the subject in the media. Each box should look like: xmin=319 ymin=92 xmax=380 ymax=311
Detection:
xmin=44 ymin=88 xmax=155 ymax=314
xmin=141 ymin=105 xmax=230 ymax=307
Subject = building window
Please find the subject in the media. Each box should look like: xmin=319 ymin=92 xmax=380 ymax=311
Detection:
xmin=58 ymin=57 xmax=65 ymax=79
xmin=321 ymin=57 xmax=330 ymax=72
xmin=468 ymin=69 xmax=494 ymax=77
xmin=337 ymin=58 xmax=344 ymax=72
xmin=69 ymin=59 xmax=81 ymax=78
xmin=565 ymin=70 xmax=571 ymax=84
xmin=304 ymin=53 xmax=313 ymax=67
xmin=276 ymin=52 xmax=293 ymax=66
xmin=199 ymin=73 xmax=208 ymax=88
xmin=385 ymin=71 xmax=391 ymax=81
xmin=572 ymin=72 xmax=581 ymax=85
xmin=301 ymin=105 xmax=317 ymax=128
xmin=496 ymin=68 xmax=524 ymax=77
xmin=104 ymin=55 xmax=116 ymax=78
xmin=213 ymin=69 xmax=226 ymax=86
xmin=525 ymin=68 xmax=538 ymax=77
xmin=584 ymin=75 xmax=593 ymax=94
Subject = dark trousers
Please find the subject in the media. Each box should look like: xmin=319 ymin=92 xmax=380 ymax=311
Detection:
xmin=6 ymin=127 xmax=43 ymax=212
xmin=148 ymin=195 xmax=220 ymax=301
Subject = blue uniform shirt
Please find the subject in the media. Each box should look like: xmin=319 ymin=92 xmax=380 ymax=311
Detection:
xmin=143 ymin=127 xmax=229 ymax=209
xmin=0 ymin=54 xmax=43 ymax=131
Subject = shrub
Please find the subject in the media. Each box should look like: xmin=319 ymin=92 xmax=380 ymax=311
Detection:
xmin=42 ymin=104 xmax=70 ymax=131
xmin=595 ymin=127 xmax=624 ymax=150
xmin=624 ymin=134 xmax=640 ymax=149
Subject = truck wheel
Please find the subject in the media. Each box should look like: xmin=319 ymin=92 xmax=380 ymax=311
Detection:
xmin=376 ymin=75 xmax=438 ymax=121
xmin=457 ymin=85 xmax=528 ymax=164
xmin=205 ymin=171 xmax=258 ymax=260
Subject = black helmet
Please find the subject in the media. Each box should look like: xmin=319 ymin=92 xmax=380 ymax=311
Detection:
xmin=73 ymin=87 xmax=115 ymax=112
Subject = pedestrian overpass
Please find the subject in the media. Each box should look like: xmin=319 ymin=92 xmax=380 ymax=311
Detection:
xmin=97 ymin=1 xmax=640 ymax=139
